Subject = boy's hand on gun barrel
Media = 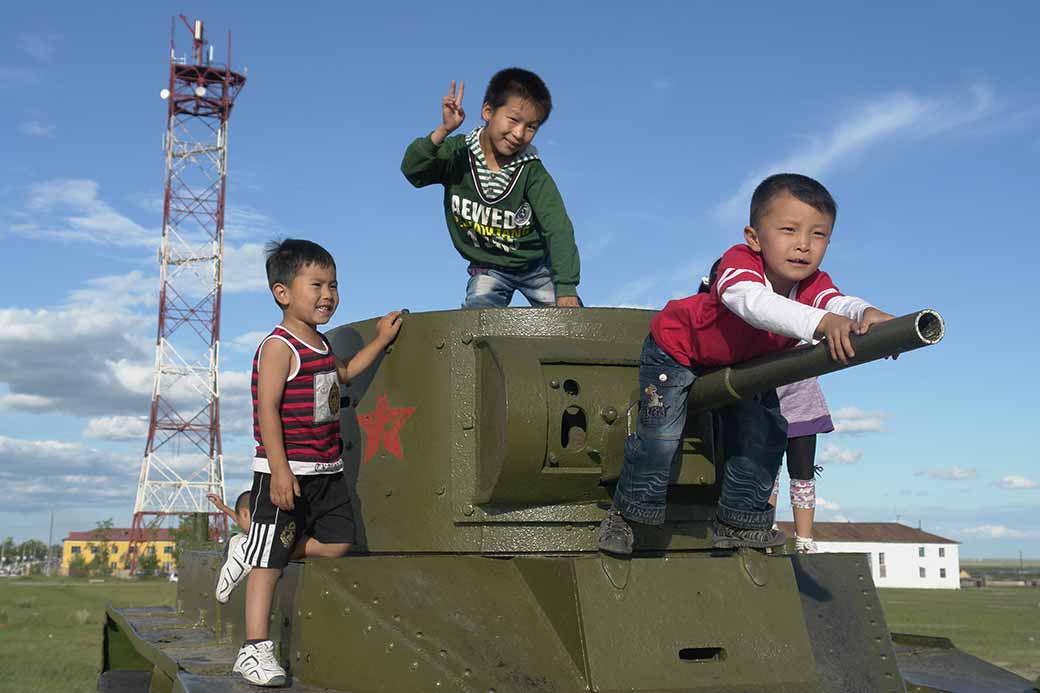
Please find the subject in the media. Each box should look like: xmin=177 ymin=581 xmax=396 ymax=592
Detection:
xmin=860 ymin=307 xmax=898 ymax=359
xmin=859 ymin=307 xmax=895 ymax=332
xmin=270 ymin=469 xmax=301 ymax=511
xmin=434 ymin=80 xmax=465 ymax=143
xmin=814 ymin=313 xmax=859 ymax=365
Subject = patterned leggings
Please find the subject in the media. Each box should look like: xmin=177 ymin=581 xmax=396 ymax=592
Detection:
xmin=773 ymin=435 xmax=819 ymax=509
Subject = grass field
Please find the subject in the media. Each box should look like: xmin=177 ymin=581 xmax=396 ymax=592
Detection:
xmin=0 ymin=577 xmax=175 ymax=693
xmin=879 ymin=586 xmax=1040 ymax=682
xmin=0 ymin=576 xmax=1037 ymax=689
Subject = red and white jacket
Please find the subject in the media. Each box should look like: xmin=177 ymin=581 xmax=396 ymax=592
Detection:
xmin=650 ymin=244 xmax=872 ymax=367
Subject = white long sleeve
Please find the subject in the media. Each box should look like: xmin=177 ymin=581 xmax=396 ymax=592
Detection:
xmin=720 ymin=281 xmax=828 ymax=343
xmin=825 ymin=295 xmax=874 ymax=322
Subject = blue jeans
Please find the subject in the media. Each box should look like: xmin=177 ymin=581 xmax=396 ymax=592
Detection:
xmin=612 ymin=335 xmax=788 ymax=529
xmin=463 ymin=263 xmax=556 ymax=308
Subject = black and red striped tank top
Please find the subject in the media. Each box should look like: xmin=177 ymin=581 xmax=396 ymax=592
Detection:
xmin=251 ymin=326 xmax=343 ymax=475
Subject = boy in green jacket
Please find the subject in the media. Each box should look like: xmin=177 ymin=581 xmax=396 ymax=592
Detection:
xmin=401 ymin=68 xmax=582 ymax=308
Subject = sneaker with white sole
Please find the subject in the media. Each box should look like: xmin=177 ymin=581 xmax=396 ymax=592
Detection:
xmin=597 ymin=508 xmax=635 ymax=556
xmin=215 ymin=533 xmax=251 ymax=604
xmin=233 ymin=639 xmax=286 ymax=687
xmin=711 ymin=520 xmax=786 ymax=549
xmin=795 ymin=535 xmax=818 ymax=554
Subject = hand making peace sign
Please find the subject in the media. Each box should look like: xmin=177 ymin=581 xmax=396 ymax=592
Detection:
xmin=441 ymin=80 xmax=465 ymax=133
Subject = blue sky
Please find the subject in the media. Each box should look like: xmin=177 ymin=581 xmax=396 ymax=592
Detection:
xmin=1 ymin=2 xmax=1037 ymax=557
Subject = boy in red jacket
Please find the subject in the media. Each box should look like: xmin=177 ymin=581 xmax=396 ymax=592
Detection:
xmin=598 ymin=174 xmax=894 ymax=553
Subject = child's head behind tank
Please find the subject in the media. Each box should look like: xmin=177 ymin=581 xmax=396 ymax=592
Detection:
xmin=234 ymin=490 xmax=252 ymax=532
xmin=744 ymin=173 xmax=838 ymax=295
xmin=480 ymin=68 xmax=553 ymax=162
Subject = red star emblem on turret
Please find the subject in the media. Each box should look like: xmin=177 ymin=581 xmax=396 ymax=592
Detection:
xmin=357 ymin=394 xmax=415 ymax=464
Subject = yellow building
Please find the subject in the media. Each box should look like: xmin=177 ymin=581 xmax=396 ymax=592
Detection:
xmin=61 ymin=527 xmax=177 ymax=576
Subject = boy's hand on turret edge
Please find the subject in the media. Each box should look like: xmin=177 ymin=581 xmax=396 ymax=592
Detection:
xmin=434 ymin=80 xmax=465 ymax=143
xmin=814 ymin=313 xmax=858 ymax=365
xmin=375 ymin=310 xmax=404 ymax=345
xmin=556 ymin=295 xmax=582 ymax=307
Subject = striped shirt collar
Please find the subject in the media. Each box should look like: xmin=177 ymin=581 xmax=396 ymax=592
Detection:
xmin=466 ymin=127 xmax=539 ymax=173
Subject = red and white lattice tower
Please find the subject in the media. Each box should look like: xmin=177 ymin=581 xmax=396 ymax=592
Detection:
xmin=130 ymin=16 xmax=246 ymax=567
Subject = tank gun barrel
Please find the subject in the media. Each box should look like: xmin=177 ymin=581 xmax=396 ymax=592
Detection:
xmin=688 ymin=309 xmax=945 ymax=414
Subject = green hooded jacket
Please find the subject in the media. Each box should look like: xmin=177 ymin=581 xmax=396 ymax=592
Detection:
xmin=401 ymin=133 xmax=580 ymax=297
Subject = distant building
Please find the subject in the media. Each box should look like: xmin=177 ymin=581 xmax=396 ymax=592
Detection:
xmin=778 ymin=522 xmax=960 ymax=589
xmin=61 ymin=527 xmax=177 ymax=576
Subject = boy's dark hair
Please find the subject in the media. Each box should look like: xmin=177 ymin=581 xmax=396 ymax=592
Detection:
xmin=235 ymin=490 xmax=252 ymax=514
xmin=698 ymin=258 xmax=722 ymax=295
xmin=264 ymin=238 xmax=336 ymax=292
xmin=749 ymin=173 xmax=837 ymax=229
xmin=484 ymin=68 xmax=553 ymax=123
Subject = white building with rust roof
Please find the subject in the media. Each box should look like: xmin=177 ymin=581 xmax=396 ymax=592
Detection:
xmin=778 ymin=522 xmax=960 ymax=589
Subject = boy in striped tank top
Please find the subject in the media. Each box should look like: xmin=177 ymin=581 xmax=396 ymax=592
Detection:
xmin=402 ymin=68 xmax=583 ymax=308
xmin=222 ymin=239 xmax=403 ymax=687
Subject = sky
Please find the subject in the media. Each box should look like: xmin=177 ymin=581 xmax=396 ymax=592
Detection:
xmin=0 ymin=1 xmax=1037 ymax=558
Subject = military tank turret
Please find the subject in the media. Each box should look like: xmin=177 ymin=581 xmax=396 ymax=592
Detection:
xmin=101 ymin=307 xmax=1035 ymax=692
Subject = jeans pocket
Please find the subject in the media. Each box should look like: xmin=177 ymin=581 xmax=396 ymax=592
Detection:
xmin=636 ymin=366 xmax=692 ymax=439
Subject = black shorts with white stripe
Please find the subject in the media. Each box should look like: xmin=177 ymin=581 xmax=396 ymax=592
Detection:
xmin=243 ymin=471 xmax=356 ymax=569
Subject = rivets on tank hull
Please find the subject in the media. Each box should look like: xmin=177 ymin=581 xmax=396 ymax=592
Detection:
xmin=463 ymin=504 xmax=475 ymax=516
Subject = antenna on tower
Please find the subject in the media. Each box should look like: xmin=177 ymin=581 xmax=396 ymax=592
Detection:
xmin=129 ymin=16 xmax=247 ymax=572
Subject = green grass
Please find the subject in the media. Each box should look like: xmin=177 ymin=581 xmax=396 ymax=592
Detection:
xmin=879 ymin=586 xmax=1040 ymax=682
xmin=0 ymin=576 xmax=175 ymax=693
xmin=1 ymin=576 xmax=1037 ymax=689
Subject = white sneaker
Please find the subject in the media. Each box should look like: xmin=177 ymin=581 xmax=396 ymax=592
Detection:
xmin=215 ymin=534 xmax=251 ymax=604
xmin=233 ymin=639 xmax=286 ymax=687
xmin=794 ymin=535 xmax=818 ymax=554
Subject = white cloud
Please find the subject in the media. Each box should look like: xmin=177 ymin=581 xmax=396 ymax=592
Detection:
xmin=20 ymin=120 xmax=54 ymax=137
xmin=224 ymin=206 xmax=278 ymax=240
xmin=83 ymin=416 xmax=150 ymax=442
xmin=18 ymin=178 xmax=155 ymax=247
xmin=0 ymin=393 xmax=57 ymax=410
xmin=816 ymin=496 xmax=841 ymax=511
xmin=67 ymin=271 xmax=157 ymax=310
xmin=220 ymin=369 xmax=255 ymax=437
xmin=996 ymin=475 xmax=1038 ymax=490
xmin=915 ymin=466 xmax=977 ymax=481
xmin=831 ymin=406 xmax=887 ymax=434
xmin=18 ymin=33 xmax=59 ymax=62
xmin=818 ymin=443 xmax=862 ymax=464
xmin=223 ymin=242 xmax=269 ymax=293
xmin=715 ymin=85 xmax=997 ymax=223
xmin=0 ymin=67 xmax=38 ymax=84
xmin=959 ymin=524 xmax=1040 ymax=540
xmin=0 ymin=434 xmax=138 ymax=510
xmin=227 ymin=330 xmax=270 ymax=352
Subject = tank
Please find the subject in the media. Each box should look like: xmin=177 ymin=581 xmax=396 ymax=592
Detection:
xmin=100 ymin=307 xmax=1036 ymax=692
